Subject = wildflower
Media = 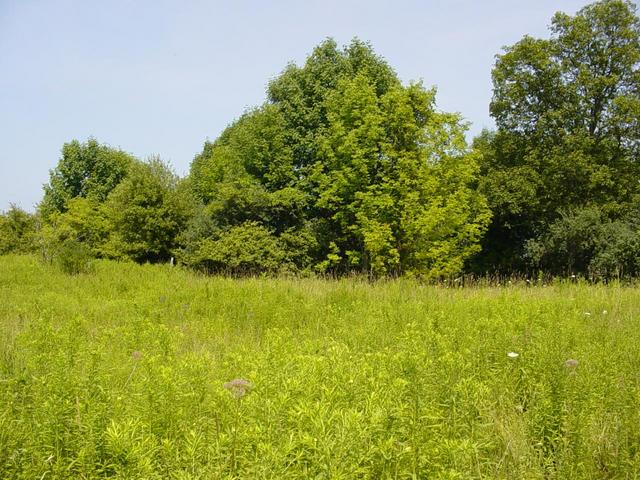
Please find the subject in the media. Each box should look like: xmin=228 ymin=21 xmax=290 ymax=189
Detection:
xmin=131 ymin=350 xmax=143 ymax=361
xmin=507 ymin=352 xmax=519 ymax=359
xmin=565 ymin=358 xmax=579 ymax=369
xmin=565 ymin=358 xmax=579 ymax=375
xmin=602 ymin=310 xmax=608 ymax=315
xmin=224 ymin=378 xmax=253 ymax=399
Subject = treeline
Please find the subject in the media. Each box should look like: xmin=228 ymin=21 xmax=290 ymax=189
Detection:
xmin=2 ymin=0 xmax=640 ymax=278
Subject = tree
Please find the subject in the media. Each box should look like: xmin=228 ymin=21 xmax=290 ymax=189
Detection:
xmin=40 ymin=138 xmax=134 ymax=218
xmin=104 ymin=158 xmax=193 ymax=263
xmin=188 ymin=39 xmax=490 ymax=277
xmin=39 ymin=197 xmax=111 ymax=261
xmin=476 ymin=0 xmax=640 ymax=273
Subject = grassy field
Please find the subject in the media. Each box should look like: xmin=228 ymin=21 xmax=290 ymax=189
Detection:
xmin=1 ymin=255 xmax=640 ymax=479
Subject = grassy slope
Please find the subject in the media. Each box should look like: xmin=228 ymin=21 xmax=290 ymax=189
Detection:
xmin=1 ymin=255 xmax=640 ymax=479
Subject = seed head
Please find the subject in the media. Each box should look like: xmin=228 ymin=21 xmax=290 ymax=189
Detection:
xmin=131 ymin=350 xmax=143 ymax=361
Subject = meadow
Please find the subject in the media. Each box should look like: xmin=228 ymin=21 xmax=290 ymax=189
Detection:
xmin=1 ymin=255 xmax=640 ymax=479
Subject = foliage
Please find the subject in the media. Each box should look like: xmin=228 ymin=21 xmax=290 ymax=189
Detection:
xmin=104 ymin=158 xmax=193 ymax=263
xmin=526 ymin=204 xmax=640 ymax=277
xmin=476 ymin=0 xmax=640 ymax=273
xmin=184 ymin=221 xmax=287 ymax=274
xmin=40 ymin=138 xmax=134 ymax=219
xmin=39 ymin=197 xmax=111 ymax=260
xmin=51 ymin=238 xmax=94 ymax=275
xmin=3 ymin=1 xmax=639 ymax=279
xmin=0 ymin=205 xmax=37 ymax=255
xmin=3 ymin=255 xmax=640 ymax=478
xmin=190 ymin=39 xmax=490 ymax=277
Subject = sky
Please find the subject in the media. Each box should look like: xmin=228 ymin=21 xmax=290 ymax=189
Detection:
xmin=0 ymin=0 xmax=593 ymax=212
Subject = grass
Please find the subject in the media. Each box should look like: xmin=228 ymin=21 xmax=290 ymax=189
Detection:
xmin=1 ymin=255 xmax=640 ymax=478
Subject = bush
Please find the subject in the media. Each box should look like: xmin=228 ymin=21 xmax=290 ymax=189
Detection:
xmin=186 ymin=221 xmax=287 ymax=275
xmin=0 ymin=205 xmax=38 ymax=255
xmin=525 ymin=206 xmax=640 ymax=278
xmin=53 ymin=239 xmax=94 ymax=275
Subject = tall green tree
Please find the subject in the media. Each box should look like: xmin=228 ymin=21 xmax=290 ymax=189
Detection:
xmin=188 ymin=39 xmax=490 ymax=277
xmin=105 ymin=158 xmax=193 ymax=263
xmin=40 ymin=138 xmax=134 ymax=218
xmin=476 ymin=0 xmax=640 ymax=273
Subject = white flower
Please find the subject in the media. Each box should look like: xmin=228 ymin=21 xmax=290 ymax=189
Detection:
xmin=602 ymin=310 xmax=608 ymax=315
xmin=507 ymin=352 xmax=519 ymax=359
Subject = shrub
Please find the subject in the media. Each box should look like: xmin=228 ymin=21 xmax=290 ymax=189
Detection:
xmin=53 ymin=239 xmax=94 ymax=275
xmin=0 ymin=205 xmax=38 ymax=255
xmin=186 ymin=221 xmax=287 ymax=275
xmin=525 ymin=206 xmax=640 ymax=278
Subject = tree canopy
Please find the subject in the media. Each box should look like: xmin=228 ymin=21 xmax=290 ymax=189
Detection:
xmin=186 ymin=39 xmax=490 ymax=277
xmin=475 ymin=0 xmax=640 ymax=274
xmin=40 ymin=138 xmax=134 ymax=219
xmin=3 ymin=0 xmax=640 ymax=279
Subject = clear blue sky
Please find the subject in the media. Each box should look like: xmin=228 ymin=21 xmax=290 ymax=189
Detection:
xmin=0 ymin=0 xmax=592 ymax=211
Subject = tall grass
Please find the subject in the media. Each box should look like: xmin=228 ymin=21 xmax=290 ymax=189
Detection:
xmin=1 ymin=255 xmax=639 ymax=478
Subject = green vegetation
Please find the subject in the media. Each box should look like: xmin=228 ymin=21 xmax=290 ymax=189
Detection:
xmin=2 ymin=255 xmax=640 ymax=478
xmin=40 ymin=138 xmax=134 ymax=220
xmin=0 ymin=0 xmax=640 ymax=480
xmin=0 ymin=205 xmax=37 ymax=256
xmin=476 ymin=0 xmax=640 ymax=274
xmin=2 ymin=2 xmax=640 ymax=474
xmin=185 ymin=39 xmax=490 ymax=277
xmin=3 ymin=0 xmax=639 ymax=279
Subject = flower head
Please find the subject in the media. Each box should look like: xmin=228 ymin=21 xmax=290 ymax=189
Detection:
xmin=507 ymin=351 xmax=519 ymax=359
xmin=224 ymin=378 xmax=253 ymax=399
xmin=131 ymin=350 xmax=143 ymax=361
xmin=565 ymin=358 xmax=579 ymax=369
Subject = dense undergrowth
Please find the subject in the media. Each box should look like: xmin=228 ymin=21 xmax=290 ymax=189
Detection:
xmin=1 ymin=255 xmax=640 ymax=478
